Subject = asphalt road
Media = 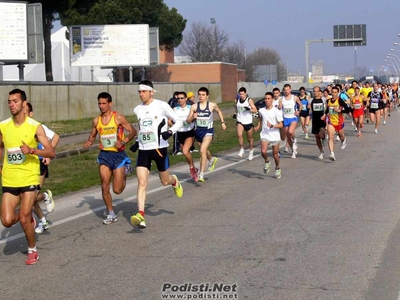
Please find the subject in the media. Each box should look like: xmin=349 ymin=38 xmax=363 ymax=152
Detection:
xmin=2 ymin=109 xmax=400 ymax=300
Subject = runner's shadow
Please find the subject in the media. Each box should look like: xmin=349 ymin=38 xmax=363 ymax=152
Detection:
xmin=228 ymin=168 xmax=265 ymax=180
xmin=1 ymin=223 xmax=30 ymax=256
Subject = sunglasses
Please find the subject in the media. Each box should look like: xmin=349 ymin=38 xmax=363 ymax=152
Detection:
xmin=177 ymin=97 xmax=186 ymax=99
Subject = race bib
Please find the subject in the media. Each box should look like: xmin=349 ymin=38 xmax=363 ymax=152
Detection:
xmin=139 ymin=132 xmax=156 ymax=144
xmin=283 ymin=107 xmax=294 ymax=115
xmin=302 ymin=105 xmax=308 ymax=111
xmin=7 ymin=147 xmax=26 ymax=165
xmin=182 ymin=121 xmax=190 ymax=128
xmin=100 ymin=134 xmax=117 ymax=147
xmin=313 ymin=103 xmax=323 ymax=111
xmin=329 ymin=107 xmax=338 ymax=115
xmin=354 ymin=103 xmax=361 ymax=109
xmin=196 ymin=117 xmax=210 ymax=128
xmin=371 ymin=102 xmax=379 ymax=109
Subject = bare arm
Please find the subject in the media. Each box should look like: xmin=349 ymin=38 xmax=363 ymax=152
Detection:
xmin=115 ymin=113 xmax=137 ymax=149
xmin=248 ymin=98 xmax=258 ymax=113
xmin=51 ymin=133 xmax=60 ymax=149
xmin=187 ymin=104 xmax=197 ymax=123
xmin=83 ymin=118 xmax=98 ymax=148
xmin=211 ymin=102 xmax=227 ymax=130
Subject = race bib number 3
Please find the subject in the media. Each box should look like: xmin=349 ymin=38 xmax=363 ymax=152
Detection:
xmin=329 ymin=107 xmax=338 ymax=115
xmin=100 ymin=134 xmax=117 ymax=147
xmin=196 ymin=118 xmax=210 ymax=127
xmin=7 ymin=147 xmax=26 ymax=165
xmin=140 ymin=132 xmax=156 ymax=144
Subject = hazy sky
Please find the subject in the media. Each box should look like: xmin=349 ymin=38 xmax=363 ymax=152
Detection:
xmin=53 ymin=0 xmax=400 ymax=76
xmin=163 ymin=0 xmax=400 ymax=76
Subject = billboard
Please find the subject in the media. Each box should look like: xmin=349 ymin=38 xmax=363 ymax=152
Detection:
xmin=333 ymin=24 xmax=366 ymax=47
xmin=0 ymin=1 xmax=28 ymax=62
xmin=70 ymin=24 xmax=150 ymax=67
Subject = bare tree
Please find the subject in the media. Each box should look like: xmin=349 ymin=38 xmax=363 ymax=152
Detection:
xmin=245 ymin=47 xmax=286 ymax=81
xmin=223 ymin=40 xmax=246 ymax=69
xmin=179 ymin=21 xmax=229 ymax=62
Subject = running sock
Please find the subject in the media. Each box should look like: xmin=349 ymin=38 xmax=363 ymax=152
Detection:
xmin=172 ymin=179 xmax=177 ymax=187
xmin=40 ymin=217 xmax=46 ymax=223
xmin=43 ymin=192 xmax=49 ymax=201
xmin=109 ymin=210 xmax=115 ymax=217
xmin=28 ymin=246 xmax=37 ymax=253
xmin=139 ymin=211 xmax=145 ymax=217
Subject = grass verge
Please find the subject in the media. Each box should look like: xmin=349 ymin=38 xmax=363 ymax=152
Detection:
xmin=45 ymin=113 xmax=259 ymax=196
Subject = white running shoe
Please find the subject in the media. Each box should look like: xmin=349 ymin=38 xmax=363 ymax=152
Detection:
xmin=329 ymin=152 xmax=336 ymax=161
xmin=384 ymin=121 xmax=386 ymax=125
xmin=354 ymin=127 xmax=358 ymax=132
xmin=291 ymin=152 xmax=296 ymax=159
xmin=263 ymin=162 xmax=270 ymax=174
xmin=374 ymin=129 xmax=378 ymax=134
xmin=248 ymin=150 xmax=254 ymax=161
xmin=284 ymin=147 xmax=289 ymax=153
xmin=351 ymin=121 xmax=354 ymax=126
xmin=238 ymin=148 xmax=244 ymax=157
xmin=274 ymin=168 xmax=282 ymax=179
xmin=318 ymin=152 xmax=324 ymax=160
xmin=340 ymin=138 xmax=346 ymax=150
xmin=44 ymin=190 xmax=54 ymax=213
xmin=305 ymin=133 xmax=309 ymax=140
xmin=292 ymin=142 xmax=298 ymax=150
xmin=336 ymin=135 xmax=340 ymax=141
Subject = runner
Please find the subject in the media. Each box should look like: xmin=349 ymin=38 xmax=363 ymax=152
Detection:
xmin=298 ymin=86 xmax=311 ymax=140
xmin=254 ymin=92 xmax=283 ymax=179
xmin=83 ymin=92 xmax=137 ymax=225
xmin=25 ymin=103 xmax=59 ymax=234
xmin=380 ymin=85 xmax=389 ymax=125
xmin=170 ymin=91 xmax=198 ymax=181
xmin=310 ymin=86 xmax=326 ymax=159
xmin=235 ymin=87 xmax=257 ymax=160
xmin=279 ymin=84 xmax=302 ymax=158
xmin=272 ymin=87 xmax=286 ymax=143
xmin=361 ymin=82 xmax=372 ymax=123
xmin=0 ymin=88 xmax=55 ymax=265
xmin=187 ymin=87 xmax=227 ymax=182
xmin=350 ymin=87 xmax=364 ymax=137
xmin=367 ymin=83 xmax=382 ymax=134
xmin=130 ymin=80 xmax=183 ymax=229
xmin=323 ymin=86 xmax=349 ymax=161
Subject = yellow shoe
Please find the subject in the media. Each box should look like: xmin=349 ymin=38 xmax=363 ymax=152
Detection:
xmin=130 ymin=213 xmax=146 ymax=228
xmin=208 ymin=157 xmax=218 ymax=171
xmin=172 ymin=175 xmax=183 ymax=198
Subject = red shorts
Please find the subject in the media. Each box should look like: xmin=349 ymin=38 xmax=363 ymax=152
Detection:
xmin=329 ymin=123 xmax=344 ymax=132
xmin=352 ymin=108 xmax=364 ymax=118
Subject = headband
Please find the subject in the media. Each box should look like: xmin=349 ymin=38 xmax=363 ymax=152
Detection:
xmin=138 ymin=84 xmax=156 ymax=92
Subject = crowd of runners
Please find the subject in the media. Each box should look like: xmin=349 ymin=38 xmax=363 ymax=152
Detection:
xmin=0 ymin=79 xmax=398 ymax=265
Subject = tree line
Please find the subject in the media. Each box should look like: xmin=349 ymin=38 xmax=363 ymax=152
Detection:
xmin=27 ymin=0 xmax=286 ymax=82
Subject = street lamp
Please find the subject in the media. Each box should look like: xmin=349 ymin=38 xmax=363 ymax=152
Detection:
xmin=394 ymin=42 xmax=400 ymax=46
xmin=385 ymin=59 xmax=399 ymax=76
xmin=390 ymin=48 xmax=400 ymax=53
xmin=388 ymin=53 xmax=400 ymax=63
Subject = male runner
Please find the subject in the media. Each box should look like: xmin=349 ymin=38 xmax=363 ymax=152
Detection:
xmin=310 ymin=86 xmax=326 ymax=159
xmin=0 ymin=88 xmax=55 ymax=265
xmin=131 ymin=80 xmax=183 ymax=229
xmin=279 ymin=84 xmax=302 ymax=158
xmin=367 ymin=83 xmax=382 ymax=134
xmin=187 ymin=87 xmax=227 ymax=182
xmin=25 ymin=103 xmax=59 ymax=233
xmin=299 ymin=86 xmax=311 ymax=139
xmin=235 ymin=87 xmax=257 ymax=160
xmin=361 ymin=81 xmax=372 ymax=123
xmin=170 ymin=91 xmax=198 ymax=181
xmin=323 ymin=86 xmax=349 ymax=161
xmin=254 ymin=92 xmax=283 ymax=179
xmin=84 ymin=92 xmax=137 ymax=225
xmin=350 ymin=87 xmax=364 ymax=137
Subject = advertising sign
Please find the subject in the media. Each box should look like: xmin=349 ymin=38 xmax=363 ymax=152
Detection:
xmin=70 ymin=24 xmax=150 ymax=67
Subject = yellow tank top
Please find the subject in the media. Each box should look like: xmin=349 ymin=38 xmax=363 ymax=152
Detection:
xmin=0 ymin=117 xmax=40 ymax=187
xmin=96 ymin=111 xmax=125 ymax=152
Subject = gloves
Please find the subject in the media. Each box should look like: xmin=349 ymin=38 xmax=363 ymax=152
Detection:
xmin=161 ymin=131 xmax=173 ymax=140
xmin=244 ymin=106 xmax=251 ymax=111
xmin=232 ymin=113 xmax=237 ymax=119
xmin=130 ymin=141 xmax=139 ymax=153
